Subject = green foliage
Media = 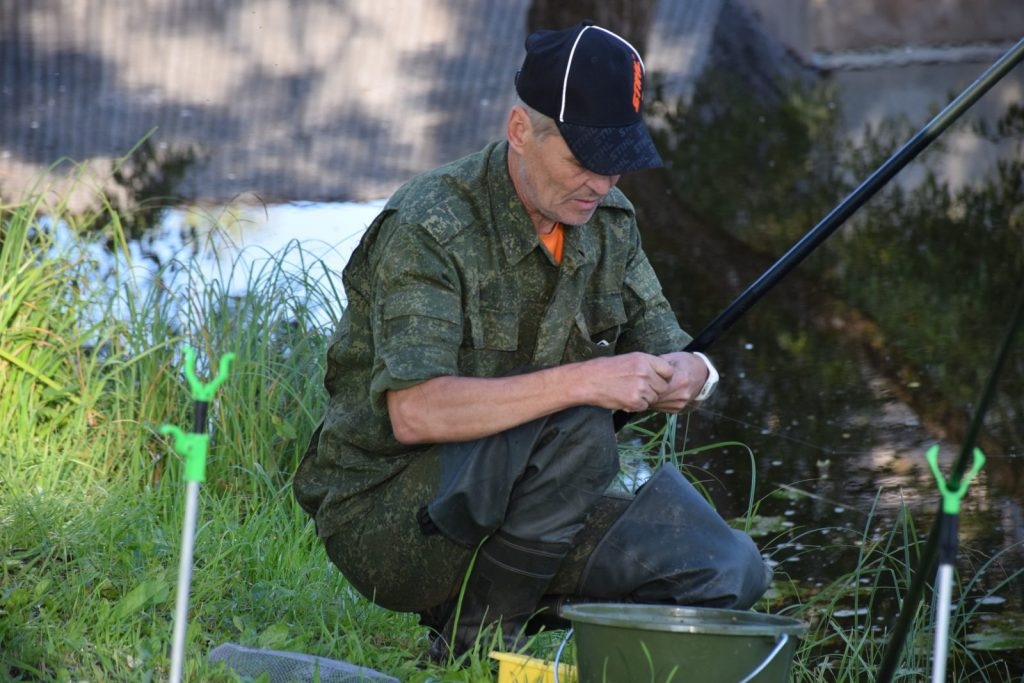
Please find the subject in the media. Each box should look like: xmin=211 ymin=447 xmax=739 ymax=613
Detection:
xmin=0 ymin=193 xmax=373 ymax=680
xmin=652 ymin=69 xmax=846 ymax=257
xmin=0 ymin=195 xmax=341 ymax=494
xmin=90 ymin=135 xmax=203 ymax=243
xmin=826 ymin=105 xmax=1024 ymax=434
xmin=770 ymin=491 xmax=1023 ymax=682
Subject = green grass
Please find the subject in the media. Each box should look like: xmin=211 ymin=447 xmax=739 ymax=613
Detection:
xmin=761 ymin=487 xmax=1024 ymax=682
xmin=1 ymin=193 xmax=1020 ymax=682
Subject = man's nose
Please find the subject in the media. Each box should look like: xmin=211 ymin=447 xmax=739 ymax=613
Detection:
xmin=587 ymin=172 xmax=620 ymax=195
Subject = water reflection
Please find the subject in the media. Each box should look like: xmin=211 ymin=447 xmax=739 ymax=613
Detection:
xmin=638 ymin=229 xmax=1024 ymax=668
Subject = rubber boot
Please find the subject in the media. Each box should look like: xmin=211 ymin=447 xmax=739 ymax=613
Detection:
xmin=428 ymin=531 xmax=569 ymax=663
xmin=577 ymin=466 xmax=772 ymax=609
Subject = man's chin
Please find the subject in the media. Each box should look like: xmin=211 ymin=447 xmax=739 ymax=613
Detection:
xmin=560 ymin=208 xmax=598 ymax=226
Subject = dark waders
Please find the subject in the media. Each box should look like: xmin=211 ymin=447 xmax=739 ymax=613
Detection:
xmin=415 ymin=406 xmax=770 ymax=661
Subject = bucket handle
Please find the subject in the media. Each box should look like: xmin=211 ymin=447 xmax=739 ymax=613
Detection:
xmin=737 ymin=632 xmax=789 ymax=683
xmin=554 ymin=628 xmax=788 ymax=683
xmin=552 ymin=627 xmax=574 ymax=683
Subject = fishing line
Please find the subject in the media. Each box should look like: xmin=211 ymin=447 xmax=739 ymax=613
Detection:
xmin=694 ymin=407 xmax=895 ymax=459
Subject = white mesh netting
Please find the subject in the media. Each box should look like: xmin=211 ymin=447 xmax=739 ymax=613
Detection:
xmin=208 ymin=643 xmax=400 ymax=683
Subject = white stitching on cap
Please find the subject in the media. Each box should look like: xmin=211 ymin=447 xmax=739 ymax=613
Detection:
xmin=559 ymin=27 xmax=587 ymax=122
xmin=559 ymin=25 xmax=646 ymax=123
xmin=593 ymin=26 xmax=646 ymax=72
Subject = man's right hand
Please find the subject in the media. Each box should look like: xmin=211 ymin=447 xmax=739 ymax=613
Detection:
xmin=388 ymin=352 xmax=677 ymax=445
xmin=571 ymin=352 xmax=675 ymax=412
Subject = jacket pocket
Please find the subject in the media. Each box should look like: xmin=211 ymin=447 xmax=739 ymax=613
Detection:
xmin=564 ymin=292 xmax=626 ymax=361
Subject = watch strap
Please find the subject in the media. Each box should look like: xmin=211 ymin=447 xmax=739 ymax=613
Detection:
xmin=692 ymin=352 xmax=719 ymax=401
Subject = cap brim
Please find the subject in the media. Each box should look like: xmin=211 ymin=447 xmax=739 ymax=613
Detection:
xmin=557 ymin=119 xmax=663 ymax=175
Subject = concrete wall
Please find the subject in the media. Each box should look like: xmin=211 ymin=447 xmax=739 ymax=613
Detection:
xmin=743 ymin=0 xmax=1024 ymax=56
xmin=739 ymin=0 xmax=1024 ymax=189
xmin=2 ymin=0 xmax=1019 ymax=206
xmin=0 ymin=0 xmax=732 ymax=207
xmin=0 ymin=0 xmax=529 ymax=206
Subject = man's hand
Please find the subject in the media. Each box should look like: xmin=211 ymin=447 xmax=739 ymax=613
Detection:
xmin=386 ymin=351 xmax=712 ymax=445
xmin=574 ymin=352 xmax=675 ymax=412
xmin=646 ymin=351 xmax=711 ymax=414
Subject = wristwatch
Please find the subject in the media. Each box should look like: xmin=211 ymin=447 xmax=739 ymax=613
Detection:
xmin=692 ymin=352 xmax=719 ymax=402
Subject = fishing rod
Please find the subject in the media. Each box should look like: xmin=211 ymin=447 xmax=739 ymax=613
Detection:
xmin=684 ymin=36 xmax=1024 ymax=353
xmin=876 ymin=280 xmax=1024 ymax=683
xmin=614 ymin=36 xmax=1024 ymax=432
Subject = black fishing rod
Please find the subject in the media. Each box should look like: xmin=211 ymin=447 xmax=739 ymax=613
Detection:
xmin=615 ymin=37 xmax=1024 ymax=432
xmin=672 ymin=37 xmax=1024 ymax=681
xmin=684 ymin=36 xmax=1024 ymax=353
xmin=674 ymin=37 xmax=1024 ymax=676
xmin=876 ymin=280 xmax=1024 ymax=683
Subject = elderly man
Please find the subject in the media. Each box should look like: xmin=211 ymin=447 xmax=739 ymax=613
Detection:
xmin=294 ymin=20 xmax=771 ymax=662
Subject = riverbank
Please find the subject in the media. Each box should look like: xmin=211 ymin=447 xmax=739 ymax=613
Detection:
xmin=3 ymin=194 xmax=1022 ymax=680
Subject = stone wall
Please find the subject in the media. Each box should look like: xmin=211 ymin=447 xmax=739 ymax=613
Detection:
xmin=739 ymin=0 xmax=1024 ymax=190
xmin=0 ymin=0 xmax=728 ymax=207
xmin=0 ymin=0 xmax=528 ymax=206
xmin=3 ymin=0 xmax=1018 ymax=207
xmin=743 ymin=0 xmax=1024 ymax=56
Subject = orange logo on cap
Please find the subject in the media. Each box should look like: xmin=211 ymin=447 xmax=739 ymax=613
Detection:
xmin=631 ymin=57 xmax=642 ymax=112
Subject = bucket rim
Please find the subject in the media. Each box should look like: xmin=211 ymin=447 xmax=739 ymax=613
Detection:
xmin=560 ymin=603 xmax=808 ymax=637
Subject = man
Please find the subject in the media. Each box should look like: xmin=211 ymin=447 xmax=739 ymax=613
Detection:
xmin=293 ymin=20 xmax=771 ymax=662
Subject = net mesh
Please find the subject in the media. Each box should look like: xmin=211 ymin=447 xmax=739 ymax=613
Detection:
xmin=208 ymin=643 xmax=400 ymax=683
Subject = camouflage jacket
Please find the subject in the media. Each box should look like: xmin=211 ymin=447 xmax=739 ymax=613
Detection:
xmin=294 ymin=141 xmax=690 ymax=537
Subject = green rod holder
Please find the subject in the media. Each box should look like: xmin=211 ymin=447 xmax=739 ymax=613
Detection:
xmin=160 ymin=346 xmax=236 ymax=483
xmin=926 ymin=445 xmax=986 ymax=516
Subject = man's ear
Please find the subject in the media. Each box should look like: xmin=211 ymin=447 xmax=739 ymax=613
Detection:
xmin=506 ymin=105 xmax=530 ymax=152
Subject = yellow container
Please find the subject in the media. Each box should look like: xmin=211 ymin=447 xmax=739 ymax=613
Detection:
xmin=490 ymin=651 xmax=576 ymax=683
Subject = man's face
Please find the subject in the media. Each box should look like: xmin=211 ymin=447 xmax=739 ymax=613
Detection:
xmin=509 ymin=111 xmax=621 ymax=229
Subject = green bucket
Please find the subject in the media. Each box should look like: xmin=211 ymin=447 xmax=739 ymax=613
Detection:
xmin=560 ymin=604 xmax=807 ymax=683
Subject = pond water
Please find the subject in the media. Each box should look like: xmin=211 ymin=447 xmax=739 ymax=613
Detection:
xmin=635 ymin=216 xmax=1024 ymax=673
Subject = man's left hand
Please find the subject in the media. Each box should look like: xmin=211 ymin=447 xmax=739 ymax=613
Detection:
xmin=648 ymin=351 xmax=712 ymax=413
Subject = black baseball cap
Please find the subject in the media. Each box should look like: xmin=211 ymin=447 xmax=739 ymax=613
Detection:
xmin=515 ymin=20 xmax=663 ymax=176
